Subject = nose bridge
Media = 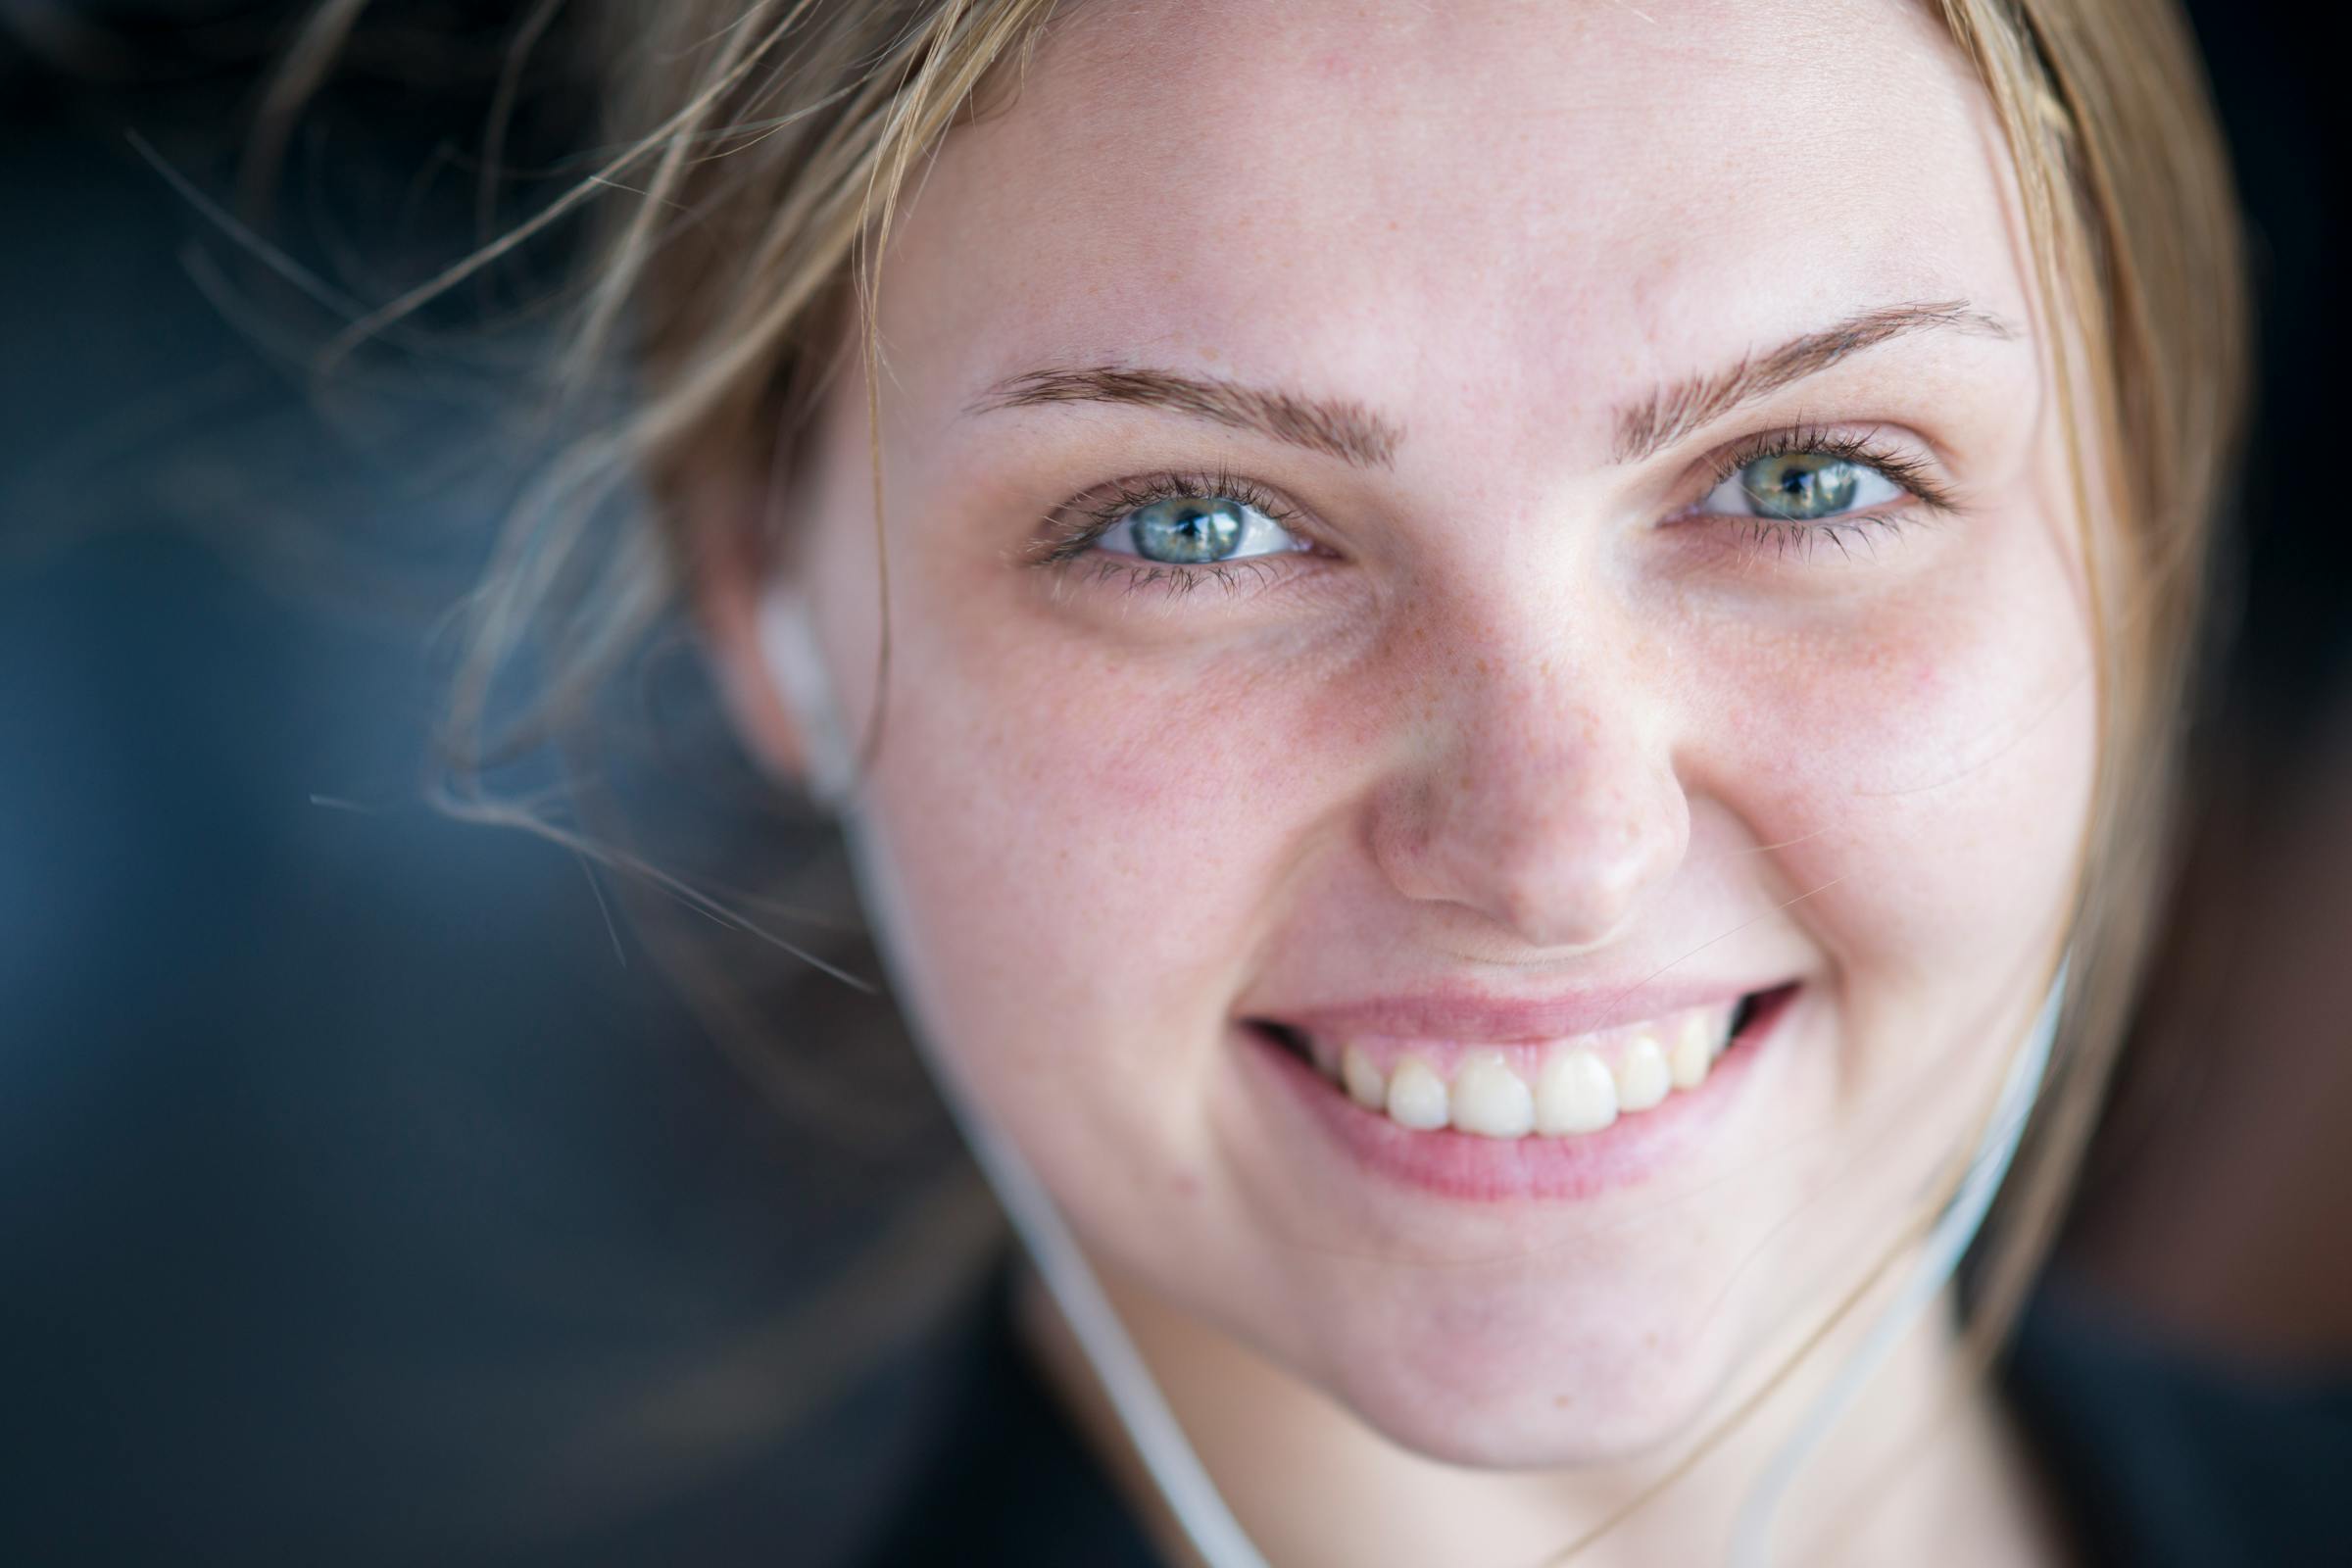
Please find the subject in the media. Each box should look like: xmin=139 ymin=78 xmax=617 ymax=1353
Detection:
xmin=1371 ymin=605 xmax=1690 ymax=952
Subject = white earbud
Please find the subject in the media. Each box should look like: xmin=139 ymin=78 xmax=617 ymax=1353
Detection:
xmin=755 ymin=583 xmax=858 ymax=809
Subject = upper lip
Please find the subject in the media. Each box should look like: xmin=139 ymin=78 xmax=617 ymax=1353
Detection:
xmin=1255 ymin=976 xmax=1792 ymax=1043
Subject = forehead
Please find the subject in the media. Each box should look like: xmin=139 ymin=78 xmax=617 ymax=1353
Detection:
xmin=881 ymin=0 xmax=2030 ymax=453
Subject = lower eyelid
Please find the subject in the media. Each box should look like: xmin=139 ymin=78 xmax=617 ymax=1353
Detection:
xmin=1061 ymin=551 xmax=1317 ymax=605
xmin=1717 ymin=508 xmax=1925 ymax=565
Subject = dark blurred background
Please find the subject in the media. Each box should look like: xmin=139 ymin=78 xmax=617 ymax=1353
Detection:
xmin=1 ymin=4 xmax=2343 ymax=1563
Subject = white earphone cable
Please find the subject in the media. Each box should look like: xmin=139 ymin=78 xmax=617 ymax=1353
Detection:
xmin=1725 ymin=953 xmax=2069 ymax=1567
xmin=838 ymin=822 xmax=1274 ymax=1568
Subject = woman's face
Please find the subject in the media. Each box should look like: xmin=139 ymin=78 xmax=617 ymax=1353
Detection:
xmin=722 ymin=0 xmax=2097 ymax=1465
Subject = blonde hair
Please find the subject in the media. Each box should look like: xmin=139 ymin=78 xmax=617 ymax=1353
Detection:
xmin=285 ymin=0 xmax=2248 ymax=1544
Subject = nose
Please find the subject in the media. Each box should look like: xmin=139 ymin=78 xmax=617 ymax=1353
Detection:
xmin=1368 ymin=622 xmax=1690 ymax=954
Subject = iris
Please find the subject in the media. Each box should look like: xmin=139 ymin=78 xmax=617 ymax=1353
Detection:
xmin=1129 ymin=496 xmax=1247 ymax=564
xmin=1741 ymin=453 xmax=1861 ymax=520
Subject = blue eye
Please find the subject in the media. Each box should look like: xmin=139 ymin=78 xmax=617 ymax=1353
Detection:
xmin=1699 ymin=451 xmax=1905 ymax=520
xmin=1098 ymin=493 xmax=1309 ymax=565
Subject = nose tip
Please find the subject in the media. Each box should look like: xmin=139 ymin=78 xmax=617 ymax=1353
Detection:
xmin=1368 ymin=680 xmax=1690 ymax=954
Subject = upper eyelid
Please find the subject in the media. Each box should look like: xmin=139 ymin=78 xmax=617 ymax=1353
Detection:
xmin=1089 ymin=467 xmax=1301 ymax=522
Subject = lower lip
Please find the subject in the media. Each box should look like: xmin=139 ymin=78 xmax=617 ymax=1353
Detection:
xmin=1241 ymin=983 xmax=1803 ymax=1202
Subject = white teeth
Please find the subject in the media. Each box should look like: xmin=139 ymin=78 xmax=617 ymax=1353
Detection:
xmin=1321 ymin=997 xmax=1757 ymax=1139
xmin=1534 ymin=1049 xmax=1619 ymax=1135
xmin=1670 ymin=1011 xmax=1715 ymax=1091
xmin=1450 ymin=1051 xmax=1536 ymax=1139
xmin=1385 ymin=1055 xmax=1450 ymax=1131
xmin=1612 ymin=1034 xmax=1672 ymax=1112
xmin=1342 ymin=1044 xmax=1388 ymax=1111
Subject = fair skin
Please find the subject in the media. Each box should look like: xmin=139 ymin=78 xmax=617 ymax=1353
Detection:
xmin=703 ymin=0 xmax=2099 ymax=1561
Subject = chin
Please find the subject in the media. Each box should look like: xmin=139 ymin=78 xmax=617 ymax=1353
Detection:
xmin=1309 ymin=1298 xmax=1746 ymax=1470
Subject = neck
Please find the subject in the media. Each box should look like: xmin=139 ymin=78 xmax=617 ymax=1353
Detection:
xmin=1012 ymin=1245 xmax=2073 ymax=1568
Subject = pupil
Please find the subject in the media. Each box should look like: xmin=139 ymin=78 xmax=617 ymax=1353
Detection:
xmin=1131 ymin=496 xmax=1246 ymax=564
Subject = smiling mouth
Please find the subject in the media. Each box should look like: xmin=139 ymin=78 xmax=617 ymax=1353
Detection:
xmin=1247 ymin=983 xmax=1798 ymax=1141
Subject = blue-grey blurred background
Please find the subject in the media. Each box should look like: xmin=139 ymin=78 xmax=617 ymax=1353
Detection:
xmin=2 ymin=3 xmax=2344 ymax=1563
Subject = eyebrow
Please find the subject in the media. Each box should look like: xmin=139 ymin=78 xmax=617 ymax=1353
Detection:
xmin=967 ymin=364 xmax=1402 ymax=468
xmin=966 ymin=299 xmax=2015 ymax=473
xmin=1609 ymin=299 xmax=2016 ymax=463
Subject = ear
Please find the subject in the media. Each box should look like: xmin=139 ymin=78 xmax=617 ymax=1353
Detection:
xmin=682 ymin=468 xmax=813 ymax=788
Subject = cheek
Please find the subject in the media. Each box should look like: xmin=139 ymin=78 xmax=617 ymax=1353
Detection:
xmin=1694 ymin=510 xmax=2095 ymax=1045
xmin=850 ymin=601 xmax=1329 ymax=1142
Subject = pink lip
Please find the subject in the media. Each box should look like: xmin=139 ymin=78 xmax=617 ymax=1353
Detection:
xmin=1257 ymin=975 xmax=1793 ymax=1044
xmin=1239 ymin=982 xmax=1803 ymax=1202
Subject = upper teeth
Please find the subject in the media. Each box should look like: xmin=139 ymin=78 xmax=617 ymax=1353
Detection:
xmin=1320 ymin=1001 xmax=1740 ymax=1140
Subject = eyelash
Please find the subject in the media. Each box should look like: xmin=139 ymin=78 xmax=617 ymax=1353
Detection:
xmin=1027 ymin=465 xmax=1311 ymax=600
xmin=1029 ymin=429 xmax=1956 ymax=597
xmin=1689 ymin=424 xmax=1959 ymax=566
